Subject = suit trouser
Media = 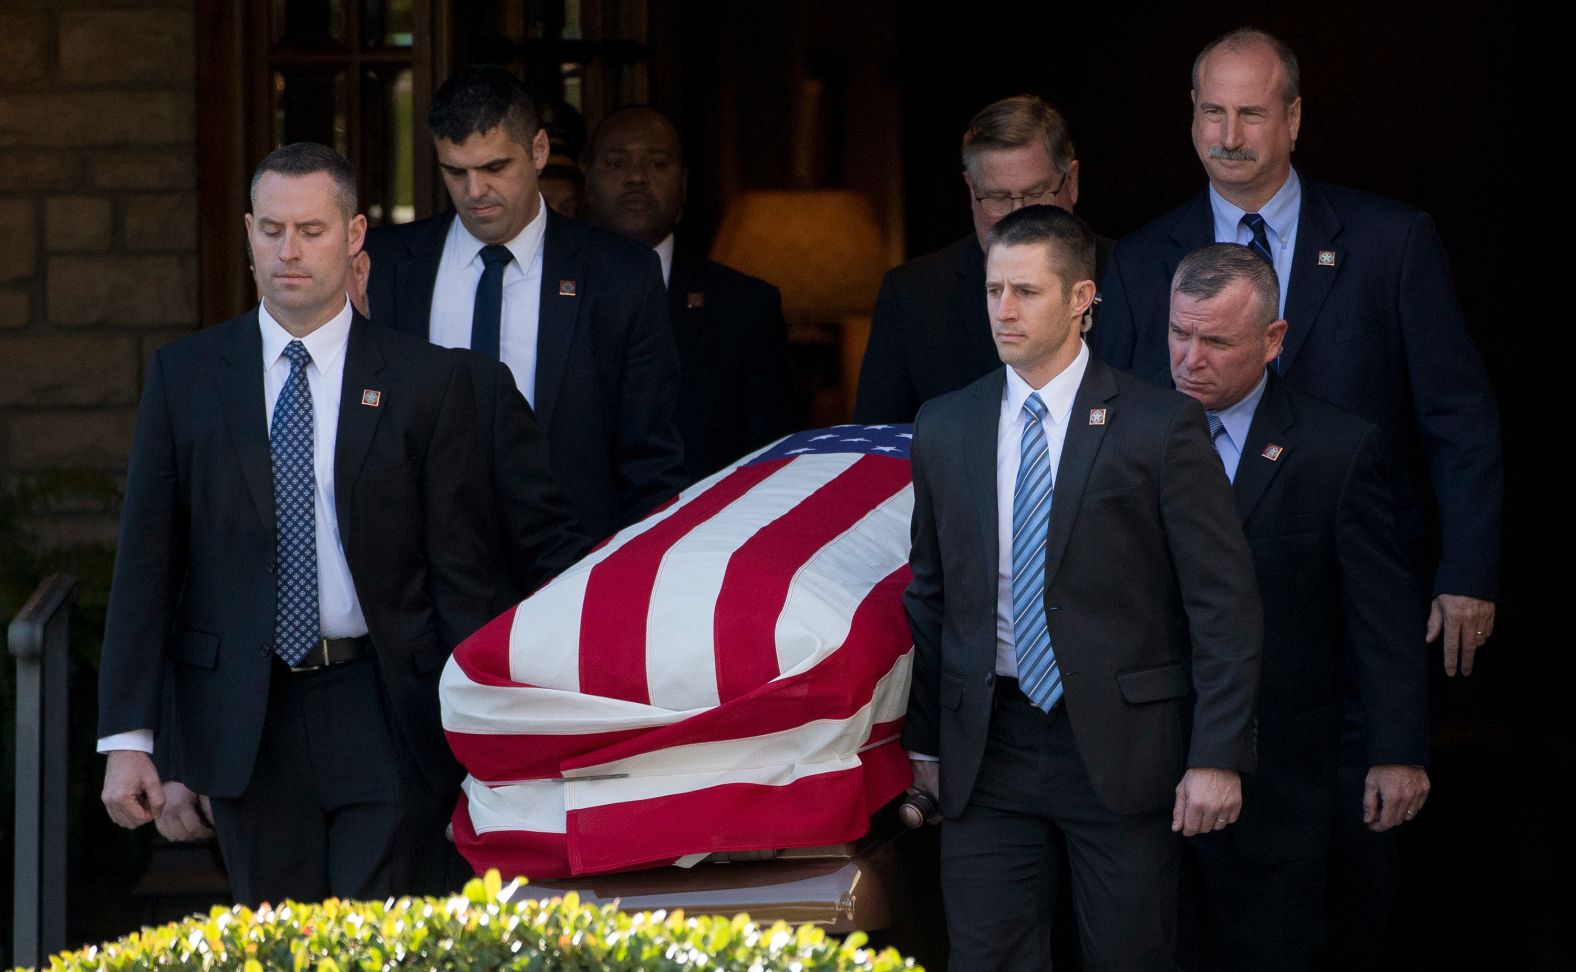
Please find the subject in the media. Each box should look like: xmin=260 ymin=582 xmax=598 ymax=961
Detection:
xmin=940 ymin=682 xmax=1180 ymax=972
xmin=1187 ymin=832 xmax=1326 ymax=972
xmin=210 ymin=656 xmax=449 ymax=906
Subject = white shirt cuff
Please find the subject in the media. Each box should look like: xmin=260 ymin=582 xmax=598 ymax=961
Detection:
xmin=907 ymin=751 xmax=938 ymax=762
xmin=97 ymin=729 xmax=154 ymax=754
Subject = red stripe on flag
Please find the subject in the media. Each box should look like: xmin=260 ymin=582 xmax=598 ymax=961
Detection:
xmin=565 ymin=740 xmax=912 ymax=876
xmin=713 ymin=455 xmax=914 ymax=702
xmin=451 ymin=607 xmax=521 ymax=685
xmin=561 ymin=566 xmax=911 ymax=773
xmin=451 ymin=792 xmax=571 ymax=881
xmin=447 ymin=725 xmax=650 ymax=784
xmin=577 ymin=460 xmax=785 ymax=703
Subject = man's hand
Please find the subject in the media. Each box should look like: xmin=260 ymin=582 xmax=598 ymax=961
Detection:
xmin=1172 ymin=767 xmax=1242 ymax=836
xmin=908 ymin=758 xmax=943 ymax=825
xmin=101 ymin=750 xmax=166 ymax=829
xmin=1363 ymin=764 xmax=1430 ymax=832
xmin=154 ymin=781 xmax=215 ymax=842
xmin=1427 ymin=593 xmax=1496 ymax=677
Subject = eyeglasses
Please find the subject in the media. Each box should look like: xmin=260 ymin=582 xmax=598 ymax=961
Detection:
xmin=973 ymin=169 xmax=1071 ymax=218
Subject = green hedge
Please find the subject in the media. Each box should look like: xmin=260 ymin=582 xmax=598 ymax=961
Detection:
xmin=19 ymin=870 xmax=922 ymax=971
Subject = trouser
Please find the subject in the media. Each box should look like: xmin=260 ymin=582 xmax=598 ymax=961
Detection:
xmin=1188 ymin=832 xmax=1326 ymax=971
xmin=940 ymin=680 xmax=1180 ymax=971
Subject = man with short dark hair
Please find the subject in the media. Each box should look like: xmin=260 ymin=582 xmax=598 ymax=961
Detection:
xmin=1168 ymin=244 xmax=1429 ymax=971
xmin=905 ymin=205 xmax=1261 ymax=970
xmin=365 ymin=65 xmax=687 ymax=542
xmin=854 ymin=95 xmax=1110 ymax=424
xmin=583 ymin=105 xmax=793 ymax=481
xmin=98 ymin=143 xmax=495 ymax=903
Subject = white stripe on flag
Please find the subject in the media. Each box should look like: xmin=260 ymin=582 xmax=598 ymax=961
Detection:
xmin=461 ymin=651 xmax=912 ymax=836
xmin=644 ymin=452 xmax=863 ymax=710
xmin=774 ymin=484 xmax=914 ymax=677
xmin=440 ymin=672 xmax=707 ymax=737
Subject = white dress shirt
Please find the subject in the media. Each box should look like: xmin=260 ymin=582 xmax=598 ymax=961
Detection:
xmin=427 ymin=197 xmax=548 ymax=405
xmin=994 ymin=342 xmax=1090 ymax=677
xmin=655 ymin=233 xmax=676 ymax=287
xmin=1208 ymin=167 xmax=1302 ymax=317
xmin=98 ymin=297 xmax=369 ymax=755
xmin=1208 ymin=371 xmax=1269 ymax=484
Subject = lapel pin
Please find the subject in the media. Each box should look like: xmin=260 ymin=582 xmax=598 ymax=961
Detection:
xmin=1317 ymin=250 xmax=1337 ymax=267
xmin=360 ymin=389 xmax=382 ymax=408
xmin=1261 ymin=442 xmax=1285 ymax=461
xmin=1088 ymin=408 xmax=1108 ymax=426
xmin=686 ymin=291 xmax=705 ymax=309
xmin=559 ymin=279 xmax=577 ymax=296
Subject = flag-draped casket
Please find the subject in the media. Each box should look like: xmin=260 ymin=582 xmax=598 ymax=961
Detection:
xmin=440 ymin=426 xmax=917 ymax=878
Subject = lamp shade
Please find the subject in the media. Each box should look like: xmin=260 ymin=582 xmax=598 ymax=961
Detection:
xmin=710 ymin=190 xmax=887 ymax=320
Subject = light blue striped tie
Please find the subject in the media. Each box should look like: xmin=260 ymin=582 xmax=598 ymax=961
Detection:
xmin=1012 ymin=393 xmax=1062 ymax=712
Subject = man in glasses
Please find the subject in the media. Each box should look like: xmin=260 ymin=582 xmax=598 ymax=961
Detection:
xmin=853 ymin=95 xmax=1111 ymax=424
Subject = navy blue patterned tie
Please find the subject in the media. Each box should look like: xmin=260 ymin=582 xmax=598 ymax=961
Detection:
xmin=1241 ymin=213 xmax=1274 ymax=267
xmin=1012 ymin=393 xmax=1062 ymax=712
xmin=271 ymin=340 xmax=320 ymax=667
xmin=470 ymin=244 xmax=515 ymax=361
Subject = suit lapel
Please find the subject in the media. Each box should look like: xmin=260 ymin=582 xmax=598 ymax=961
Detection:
xmin=1168 ymin=191 xmax=1216 ymax=282
xmin=334 ymin=316 xmax=387 ymax=545
xmin=1233 ymin=373 xmax=1293 ymax=522
xmin=393 ymin=214 xmax=450 ymax=338
xmin=1044 ymin=356 xmax=1119 ymax=585
xmin=218 ymin=309 xmax=277 ymax=535
xmin=961 ymin=372 xmax=1004 ymax=583
xmin=1279 ymin=178 xmax=1344 ymax=374
xmin=534 ymin=208 xmax=583 ymax=432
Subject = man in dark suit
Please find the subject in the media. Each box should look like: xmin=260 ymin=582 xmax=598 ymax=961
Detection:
xmin=582 ymin=105 xmax=793 ymax=482
xmin=363 ymin=65 xmax=688 ymax=542
xmin=904 ymin=205 xmax=1262 ymax=970
xmin=99 ymin=144 xmax=494 ymax=904
xmin=1091 ymin=28 xmax=1501 ymax=676
xmin=1168 ymin=244 xmax=1430 ymax=971
xmin=854 ymin=94 xmax=1111 ymax=425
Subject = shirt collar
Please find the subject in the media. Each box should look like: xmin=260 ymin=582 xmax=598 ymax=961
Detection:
xmin=655 ymin=233 xmax=676 ymax=287
xmin=1208 ymin=167 xmax=1302 ymax=245
xmin=1003 ymin=340 xmax=1090 ymax=425
xmin=1213 ymin=369 xmax=1270 ymax=447
xmin=259 ymin=295 xmax=353 ymax=373
xmin=448 ymin=194 xmax=550 ymax=271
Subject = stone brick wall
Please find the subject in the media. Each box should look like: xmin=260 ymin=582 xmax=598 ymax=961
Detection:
xmin=0 ymin=0 xmax=197 ymax=548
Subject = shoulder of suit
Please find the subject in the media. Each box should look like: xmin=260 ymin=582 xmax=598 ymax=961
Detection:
xmin=1300 ymin=176 xmax=1420 ymax=221
xmin=363 ymin=212 xmax=450 ymax=258
xmin=1109 ymin=192 xmax=1208 ymax=255
xmin=151 ymin=310 xmax=255 ymax=366
xmin=553 ymin=213 xmax=661 ymax=268
xmin=676 ymin=253 xmax=781 ymax=300
xmin=883 ymin=234 xmax=980 ymax=287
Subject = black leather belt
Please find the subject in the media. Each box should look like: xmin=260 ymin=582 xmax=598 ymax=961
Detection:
xmin=286 ymin=635 xmax=371 ymax=672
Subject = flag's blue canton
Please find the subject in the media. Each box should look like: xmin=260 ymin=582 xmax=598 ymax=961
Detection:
xmin=747 ymin=424 xmax=914 ymax=465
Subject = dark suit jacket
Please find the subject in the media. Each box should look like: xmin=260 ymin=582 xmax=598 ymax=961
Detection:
xmin=1091 ymin=175 xmax=1502 ymax=600
xmin=853 ymin=232 xmax=1112 ymax=425
xmin=902 ymin=354 xmax=1262 ymax=819
xmin=455 ymin=353 xmax=590 ymax=610
xmin=98 ymin=311 xmax=495 ymax=800
xmin=1222 ymin=374 xmax=1429 ymax=863
xmin=364 ymin=208 xmax=688 ymax=542
xmin=667 ymin=251 xmax=794 ymax=482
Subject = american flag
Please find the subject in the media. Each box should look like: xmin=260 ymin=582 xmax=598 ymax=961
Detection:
xmin=441 ymin=425 xmax=917 ymax=878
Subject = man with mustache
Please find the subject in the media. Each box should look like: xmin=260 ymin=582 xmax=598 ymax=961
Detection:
xmin=364 ymin=66 xmax=688 ymax=543
xmin=583 ymin=106 xmax=793 ymax=482
xmin=1090 ymin=28 xmax=1501 ymax=966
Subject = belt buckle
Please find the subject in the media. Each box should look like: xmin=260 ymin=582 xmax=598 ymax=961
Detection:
xmin=288 ymin=638 xmax=332 ymax=673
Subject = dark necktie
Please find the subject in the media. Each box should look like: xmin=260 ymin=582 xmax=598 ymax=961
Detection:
xmin=470 ymin=244 xmax=515 ymax=361
xmin=271 ymin=340 xmax=320 ymax=667
xmin=1241 ymin=213 xmax=1274 ymax=267
xmin=1012 ymin=393 xmax=1063 ymax=712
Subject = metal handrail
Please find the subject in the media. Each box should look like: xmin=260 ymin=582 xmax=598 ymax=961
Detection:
xmin=8 ymin=573 xmax=78 ymax=969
